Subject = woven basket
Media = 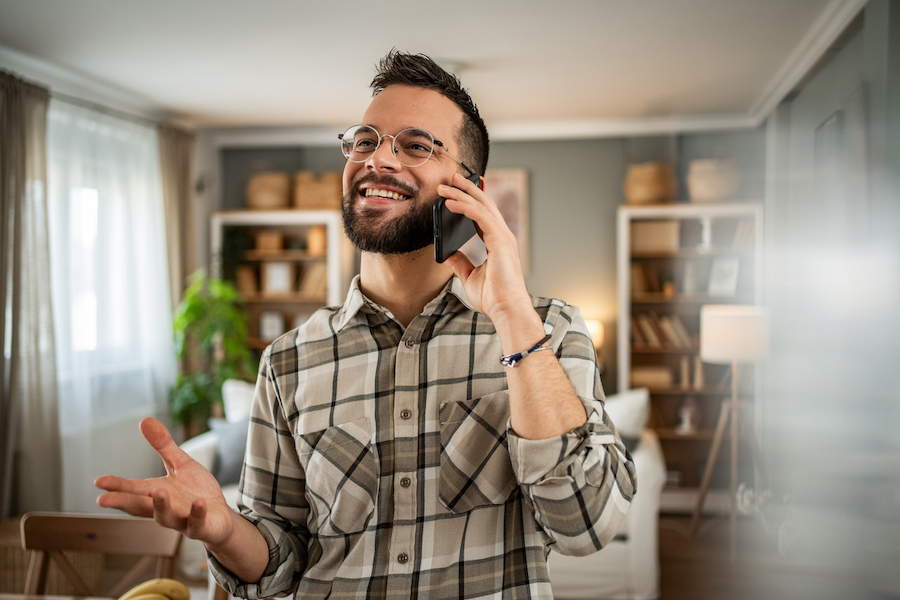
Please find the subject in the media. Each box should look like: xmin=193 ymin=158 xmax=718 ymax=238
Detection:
xmin=623 ymin=162 xmax=677 ymax=205
xmin=293 ymin=171 xmax=341 ymax=210
xmin=245 ymin=171 xmax=291 ymax=209
xmin=255 ymin=231 xmax=284 ymax=253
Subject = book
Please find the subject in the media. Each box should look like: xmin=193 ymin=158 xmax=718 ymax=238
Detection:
xmin=647 ymin=311 xmax=676 ymax=348
xmin=658 ymin=315 xmax=686 ymax=349
xmin=630 ymin=264 xmax=647 ymax=295
xmin=668 ymin=315 xmax=695 ymax=348
xmin=298 ymin=262 xmax=328 ymax=295
xmin=643 ymin=265 xmax=661 ymax=293
xmin=636 ymin=314 xmax=662 ymax=348
xmin=630 ymin=316 xmax=647 ymax=347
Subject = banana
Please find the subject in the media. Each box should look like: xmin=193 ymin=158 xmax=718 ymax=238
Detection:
xmin=122 ymin=594 xmax=170 ymax=600
xmin=118 ymin=578 xmax=190 ymax=600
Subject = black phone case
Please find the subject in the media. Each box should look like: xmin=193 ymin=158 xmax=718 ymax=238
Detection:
xmin=433 ymin=173 xmax=481 ymax=263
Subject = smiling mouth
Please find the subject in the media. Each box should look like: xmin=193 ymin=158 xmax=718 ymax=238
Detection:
xmin=363 ymin=188 xmax=411 ymax=201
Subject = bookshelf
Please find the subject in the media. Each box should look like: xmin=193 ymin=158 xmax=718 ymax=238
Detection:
xmin=616 ymin=202 xmax=763 ymax=510
xmin=210 ymin=209 xmax=356 ymax=350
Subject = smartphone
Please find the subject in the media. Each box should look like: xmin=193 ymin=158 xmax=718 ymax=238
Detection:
xmin=433 ymin=172 xmax=482 ymax=263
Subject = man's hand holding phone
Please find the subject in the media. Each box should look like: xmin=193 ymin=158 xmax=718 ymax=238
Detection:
xmin=436 ymin=173 xmax=535 ymax=327
xmin=433 ymin=171 xmax=482 ymax=263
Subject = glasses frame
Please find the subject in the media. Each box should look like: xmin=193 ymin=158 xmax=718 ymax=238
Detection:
xmin=339 ymin=125 xmax=477 ymax=178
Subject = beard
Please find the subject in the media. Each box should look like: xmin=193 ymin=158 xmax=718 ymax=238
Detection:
xmin=341 ymin=173 xmax=435 ymax=255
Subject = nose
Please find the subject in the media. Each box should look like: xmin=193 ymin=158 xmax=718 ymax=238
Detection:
xmin=365 ymin=134 xmax=402 ymax=172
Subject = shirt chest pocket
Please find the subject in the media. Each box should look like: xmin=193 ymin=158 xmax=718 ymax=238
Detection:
xmin=439 ymin=390 xmax=518 ymax=513
xmin=296 ymin=417 xmax=378 ymax=537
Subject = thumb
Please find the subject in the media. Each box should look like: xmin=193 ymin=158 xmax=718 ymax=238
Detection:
xmin=140 ymin=417 xmax=190 ymax=473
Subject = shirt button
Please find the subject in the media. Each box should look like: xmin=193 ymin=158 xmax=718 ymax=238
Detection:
xmin=404 ymin=339 xmax=415 ymax=348
xmin=400 ymin=477 xmax=411 ymax=487
xmin=398 ymin=553 xmax=409 ymax=564
xmin=400 ymin=409 xmax=411 ymax=420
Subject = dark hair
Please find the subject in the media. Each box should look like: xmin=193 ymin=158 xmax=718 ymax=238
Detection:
xmin=371 ymin=50 xmax=489 ymax=175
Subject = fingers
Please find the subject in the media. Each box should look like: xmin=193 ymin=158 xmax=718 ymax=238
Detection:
xmin=95 ymin=474 xmax=151 ymax=496
xmin=443 ymin=252 xmax=475 ymax=283
xmin=449 ymin=173 xmax=505 ymax=221
xmin=140 ymin=417 xmax=190 ymax=473
xmin=439 ymin=175 xmax=507 ymax=233
xmin=94 ymin=474 xmax=155 ymax=516
xmin=184 ymin=498 xmax=209 ymax=539
xmin=96 ymin=490 xmax=155 ymax=517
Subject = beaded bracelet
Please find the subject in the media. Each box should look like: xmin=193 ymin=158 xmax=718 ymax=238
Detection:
xmin=500 ymin=333 xmax=552 ymax=368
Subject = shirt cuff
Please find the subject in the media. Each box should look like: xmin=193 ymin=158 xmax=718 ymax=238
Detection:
xmin=206 ymin=515 xmax=297 ymax=599
xmin=508 ymin=396 xmax=622 ymax=486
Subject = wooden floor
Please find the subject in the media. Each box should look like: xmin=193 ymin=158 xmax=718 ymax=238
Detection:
xmin=658 ymin=514 xmax=866 ymax=600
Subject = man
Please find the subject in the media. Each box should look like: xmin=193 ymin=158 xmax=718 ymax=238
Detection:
xmin=96 ymin=50 xmax=636 ymax=599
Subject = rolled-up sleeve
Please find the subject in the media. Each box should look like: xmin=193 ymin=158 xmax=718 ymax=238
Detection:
xmin=208 ymin=348 xmax=310 ymax=598
xmin=508 ymin=305 xmax=637 ymax=556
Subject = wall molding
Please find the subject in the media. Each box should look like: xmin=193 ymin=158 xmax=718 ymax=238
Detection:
xmin=0 ymin=44 xmax=183 ymax=125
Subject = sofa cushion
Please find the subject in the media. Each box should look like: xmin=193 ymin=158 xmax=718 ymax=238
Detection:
xmin=603 ymin=387 xmax=650 ymax=452
xmin=222 ymin=378 xmax=255 ymax=423
xmin=209 ymin=415 xmax=250 ymax=486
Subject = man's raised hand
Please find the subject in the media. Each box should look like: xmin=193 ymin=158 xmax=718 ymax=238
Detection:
xmin=94 ymin=417 xmax=235 ymax=546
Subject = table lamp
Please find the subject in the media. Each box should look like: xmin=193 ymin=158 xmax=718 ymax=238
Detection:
xmin=585 ymin=319 xmax=605 ymax=371
xmin=689 ymin=304 xmax=769 ymax=559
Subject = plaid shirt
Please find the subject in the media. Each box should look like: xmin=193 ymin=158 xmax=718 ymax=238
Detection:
xmin=210 ymin=276 xmax=636 ymax=599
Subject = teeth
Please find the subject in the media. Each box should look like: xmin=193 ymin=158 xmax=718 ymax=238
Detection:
xmin=364 ymin=188 xmax=407 ymax=201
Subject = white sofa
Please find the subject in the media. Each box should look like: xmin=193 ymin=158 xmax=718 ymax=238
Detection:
xmin=180 ymin=382 xmax=665 ymax=600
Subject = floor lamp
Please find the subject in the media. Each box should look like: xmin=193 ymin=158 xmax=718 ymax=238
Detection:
xmin=689 ymin=304 xmax=770 ymax=560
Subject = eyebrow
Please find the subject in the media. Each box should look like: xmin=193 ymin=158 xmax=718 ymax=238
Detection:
xmin=361 ymin=123 xmax=435 ymax=136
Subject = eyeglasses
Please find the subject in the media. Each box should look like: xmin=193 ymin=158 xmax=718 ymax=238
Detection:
xmin=339 ymin=125 xmax=476 ymax=176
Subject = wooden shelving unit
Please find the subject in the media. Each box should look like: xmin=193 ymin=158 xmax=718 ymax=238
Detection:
xmin=616 ymin=202 xmax=763 ymax=511
xmin=210 ymin=209 xmax=356 ymax=350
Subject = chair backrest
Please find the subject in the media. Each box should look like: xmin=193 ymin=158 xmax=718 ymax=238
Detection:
xmin=20 ymin=511 xmax=183 ymax=598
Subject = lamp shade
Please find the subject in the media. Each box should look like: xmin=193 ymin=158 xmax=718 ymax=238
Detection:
xmin=699 ymin=305 xmax=770 ymax=364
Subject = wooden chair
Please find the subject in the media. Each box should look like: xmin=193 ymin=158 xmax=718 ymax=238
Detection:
xmin=20 ymin=511 xmax=183 ymax=598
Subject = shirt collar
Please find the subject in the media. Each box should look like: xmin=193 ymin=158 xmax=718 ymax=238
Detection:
xmin=335 ymin=274 xmax=477 ymax=332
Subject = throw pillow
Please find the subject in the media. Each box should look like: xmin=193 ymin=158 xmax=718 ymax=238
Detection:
xmin=222 ymin=378 xmax=255 ymax=423
xmin=603 ymin=387 xmax=650 ymax=452
xmin=209 ymin=415 xmax=251 ymax=486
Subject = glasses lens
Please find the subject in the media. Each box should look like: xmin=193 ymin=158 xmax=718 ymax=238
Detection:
xmin=394 ymin=129 xmax=434 ymax=167
xmin=341 ymin=125 xmax=379 ymax=162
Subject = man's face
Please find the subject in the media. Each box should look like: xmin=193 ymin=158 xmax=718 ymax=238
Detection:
xmin=341 ymin=85 xmax=466 ymax=255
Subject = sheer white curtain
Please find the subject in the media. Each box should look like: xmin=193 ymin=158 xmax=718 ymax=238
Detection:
xmin=47 ymin=101 xmax=176 ymax=511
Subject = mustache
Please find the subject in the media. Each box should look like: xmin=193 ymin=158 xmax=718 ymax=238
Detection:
xmin=349 ymin=172 xmax=418 ymax=199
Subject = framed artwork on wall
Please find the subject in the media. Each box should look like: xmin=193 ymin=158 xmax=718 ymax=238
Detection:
xmin=460 ymin=169 xmax=530 ymax=274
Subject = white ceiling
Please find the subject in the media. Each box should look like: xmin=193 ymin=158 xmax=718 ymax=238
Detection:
xmin=0 ymin=0 xmax=865 ymax=139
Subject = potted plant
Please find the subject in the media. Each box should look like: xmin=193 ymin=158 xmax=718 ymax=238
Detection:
xmin=169 ymin=269 xmax=255 ymax=436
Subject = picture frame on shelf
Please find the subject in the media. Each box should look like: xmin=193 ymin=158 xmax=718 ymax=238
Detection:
xmin=259 ymin=310 xmax=286 ymax=341
xmin=262 ymin=262 xmax=295 ymax=295
xmin=707 ymin=256 xmax=740 ymax=297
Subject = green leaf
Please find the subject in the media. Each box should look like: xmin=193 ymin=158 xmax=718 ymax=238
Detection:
xmin=169 ymin=268 xmax=254 ymax=427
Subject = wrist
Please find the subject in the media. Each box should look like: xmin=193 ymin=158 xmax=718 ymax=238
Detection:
xmin=492 ymin=310 xmax=547 ymax=356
